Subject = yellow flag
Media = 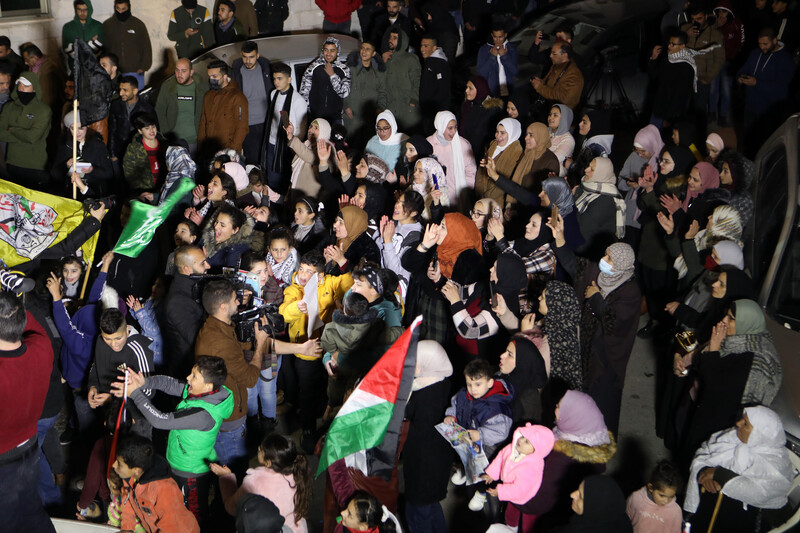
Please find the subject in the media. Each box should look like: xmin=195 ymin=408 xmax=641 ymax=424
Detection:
xmin=0 ymin=179 xmax=99 ymax=267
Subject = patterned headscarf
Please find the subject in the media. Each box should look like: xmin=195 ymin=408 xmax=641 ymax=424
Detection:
xmin=597 ymin=242 xmax=635 ymax=297
xmin=541 ymin=280 xmax=582 ymax=390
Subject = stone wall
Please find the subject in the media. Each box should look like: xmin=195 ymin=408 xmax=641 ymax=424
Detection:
xmin=0 ymin=0 xmax=352 ymax=84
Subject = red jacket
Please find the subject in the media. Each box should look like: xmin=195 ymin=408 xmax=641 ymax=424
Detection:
xmin=715 ymin=1 xmax=744 ymax=60
xmin=120 ymin=456 xmax=200 ymax=533
xmin=315 ymin=0 xmax=362 ymax=24
xmin=0 ymin=312 xmax=52 ymax=456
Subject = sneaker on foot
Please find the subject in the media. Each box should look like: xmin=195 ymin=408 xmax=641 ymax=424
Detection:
xmin=468 ymin=491 xmax=487 ymax=511
xmin=450 ymin=469 xmax=467 ymax=486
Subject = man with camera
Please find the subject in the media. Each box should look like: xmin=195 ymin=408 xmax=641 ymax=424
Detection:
xmin=0 ymin=291 xmax=57 ymax=533
xmin=680 ymin=4 xmax=724 ymax=123
xmin=195 ymin=280 xmax=319 ymax=468
xmin=530 ymin=40 xmax=583 ymax=112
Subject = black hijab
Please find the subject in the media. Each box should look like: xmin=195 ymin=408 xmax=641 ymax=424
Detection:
xmin=659 ymin=145 xmax=695 ymax=179
xmin=491 ymin=252 xmax=528 ymax=318
xmin=696 ymin=266 xmax=755 ymax=343
xmin=513 ymin=208 xmax=553 ymax=258
xmin=503 ymin=336 xmax=547 ymax=423
xmin=563 ymin=475 xmax=632 ymax=533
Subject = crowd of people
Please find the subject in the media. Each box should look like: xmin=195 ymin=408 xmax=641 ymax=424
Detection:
xmin=1 ymin=0 xmax=800 ymax=532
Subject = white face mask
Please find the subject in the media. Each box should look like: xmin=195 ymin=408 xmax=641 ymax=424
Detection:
xmin=598 ymin=258 xmax=615 ymax=275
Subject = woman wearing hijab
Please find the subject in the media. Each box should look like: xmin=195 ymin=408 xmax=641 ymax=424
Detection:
xmin=618 ymin=124 xmax=664 ymax=248
xmin=573 ymin=157 xmax=626 ymax=259
xmin=365 ymin=110 xmax=408 ymax=171
xmin=717 ymin=150 xmax=755 ymax=229
xmin=498 ymin=336 xmax=548 ymax=425
xmin=287 ymin=117 xmax=331 ymax=198
xmin=537 ymin=280 xmax=583 ymax=392
xmin=684 ymin=406 xmax=793 ymax=532
xmin=401 ymin=135 xmax=433 ymax=184
xmin=459 ymin=76 xmax=503 ymax=156
xmin=482 ymin=122 xmax=560 ymax=214
xmin=680 ymin=300 xmax=782 ymax=461
xmin=476 ymin=118 xmax=523 ymax=208
xmin=562 ymin=475 xmax=632 ymax=533
xmin=159 ymin=145 xmax=197 ymax=204
xmin=402 ymin=340 xmax=453 ymax=533
xmin=427 ymin=111 xmax=477 ymax=207
xmin=510 ymin=392 xmax=617 ymax=533
xmin=634 ymin=145 xmax=695 ymax=338
xmin=324 ymin=205 xmax=381 ymax=275
xmin=490 ymin=207 xmax=557 ymax=285
xmin=551 ymin=213 xmax=641 ymax=435
xmin=705 ymin=131 xmax=724 ymax=163
xmin=671 ymin=121 xmax=704 ymax=162
xmin=547 ymin=104 xmax=575 ymax=177
xmin=408 ymin=156 xmax=449 ymax=220
xmin=566 ymin=109 xmax=614 ymax=188
xmin=506 ymin=93 xmax=530 ymax=128
xmin=490 ymin=252 xmax=529 ymax=319
xmin=665 ymin=161 xmax=721 ymax=233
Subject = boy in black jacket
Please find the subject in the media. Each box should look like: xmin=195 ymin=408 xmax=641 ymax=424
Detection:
xmin=87 ymin=308 xmax=154 ymax=437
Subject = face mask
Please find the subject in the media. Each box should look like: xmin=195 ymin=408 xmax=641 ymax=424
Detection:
xmin=115 ymin=9 xmax=131 ymax=22
xmin=704 ymin=254 xmax=718 ymax=271
xmin=209 ymin=79 xmax=222 ymax=91
xmin=18 ymin=92 xmax=35 ymax=105
xmin=598 ymin=258 xmax=615 ymax=275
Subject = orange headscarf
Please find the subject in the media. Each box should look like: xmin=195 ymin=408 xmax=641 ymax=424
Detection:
xmin=337 ymin=205 xmax=368 ymax=252
xmin=437 ymin=212 xmax=482 ymax=279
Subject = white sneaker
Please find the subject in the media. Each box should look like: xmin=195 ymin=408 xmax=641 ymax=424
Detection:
xmin=468 ymin=491 xmax=487 ymax=511
xmin=450 ymin=469 xmax=467 ymax=486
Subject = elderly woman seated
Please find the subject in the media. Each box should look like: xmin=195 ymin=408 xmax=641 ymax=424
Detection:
xmin=684 ymin=405 xmax=793 ymax=532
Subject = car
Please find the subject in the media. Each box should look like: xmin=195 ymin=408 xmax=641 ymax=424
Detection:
xmin=144 ymin=33 xmax=360 ymax=97
xmin=505 ymin=0 xmax=668 ymax=119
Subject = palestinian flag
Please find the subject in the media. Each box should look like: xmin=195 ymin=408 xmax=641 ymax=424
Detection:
xmin=317 ymin=315 xmax=423 ymax=480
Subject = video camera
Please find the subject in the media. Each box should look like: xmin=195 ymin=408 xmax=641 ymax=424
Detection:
xmin=83 ymin=195 xmax=117 ymax=212
xmin=190 ymin=267 xmax=285 ymax=343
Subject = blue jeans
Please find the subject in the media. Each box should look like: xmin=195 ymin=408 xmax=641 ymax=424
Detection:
xmin=405 ymin=502 xmax=446 ymax=533
xmin=247 ymin=356 xmax=282 ymax=418
xmin=0 ymin=442 xmax=57 ymax=533
xmin=710 ymin=62 xmax=732 ymax=119
xmin=214 ymin=420 xmax=248 ymax=469
xmin=37 ymin=415 xmax=62 ymax=507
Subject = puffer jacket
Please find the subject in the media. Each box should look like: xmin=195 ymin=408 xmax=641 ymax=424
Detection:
xmin=0 ymin=72 xmax=51 ymax=170
xmin=279 ymin=271 xmax=354 ymax=360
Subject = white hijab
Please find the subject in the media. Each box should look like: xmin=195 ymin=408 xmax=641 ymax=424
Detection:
xmin=434 ymin=111 xmax=467 ymax=195
xmin=375 ymin=110 xmax=403 ymax=146
xmin=491 ymin=118 xmax=522 ymax=159
xmin=684 ymin=406 xmax=792 ymax=513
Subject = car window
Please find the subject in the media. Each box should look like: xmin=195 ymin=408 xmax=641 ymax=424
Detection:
xmin=752 ymin=146 xmax=789 ymax=287
xmin=768 ymin=214 xmax=800 ymax=329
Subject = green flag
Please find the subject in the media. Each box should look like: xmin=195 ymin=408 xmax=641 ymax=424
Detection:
xmin=113 ymin=178 xmax=194 ymax=258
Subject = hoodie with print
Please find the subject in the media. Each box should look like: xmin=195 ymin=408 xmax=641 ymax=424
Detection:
xmin=299 ymin=37 xmax=351 ymax=123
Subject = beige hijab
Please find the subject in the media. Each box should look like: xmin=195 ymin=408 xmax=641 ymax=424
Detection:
xmin=510 ymin=122 xmax=552 ymax=185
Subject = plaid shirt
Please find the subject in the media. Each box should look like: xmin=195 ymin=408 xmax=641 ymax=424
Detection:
xmin=496 ymin=238 xmax=557 ymax=279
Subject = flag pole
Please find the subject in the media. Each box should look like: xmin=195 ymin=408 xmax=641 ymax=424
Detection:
xmin=79 ymin=253 xmax=92 ymax=300
xmin=72 ymin=98 xmax=78 ymax=200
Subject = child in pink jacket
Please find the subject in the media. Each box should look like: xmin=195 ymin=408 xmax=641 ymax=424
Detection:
xmin=481 ymin=423 xmax=555 ymax=505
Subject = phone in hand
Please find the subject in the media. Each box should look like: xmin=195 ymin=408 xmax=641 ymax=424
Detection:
xmin=432 ymin=173 xmax=439 ymax=190
xmin=280 ymin=111 xmax=289 ymax=128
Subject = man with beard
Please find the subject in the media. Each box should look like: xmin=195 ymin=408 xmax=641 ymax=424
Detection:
xmin=168 ymin=0 xmax=215 ymax=60
xmin=102 ymin=0 xmax=152 ymax=87
xmin=156 ymin=58 xmax=208 ymax=153
xmin=232 ymin=41 xmax=273 ymax=164
xmin=736 ymin=27 xmax=796 ymax=150
xmin=62 ymin=0 xmax=104 ymax=60
xmin=198 ymin=60 xmax=248 ymax=154
xmin=0 ymin=66 xmax=12 ymax=113
xmin=369 ymin=0 xmax=411 ymax=46
xmin=108 ymin=74 xmax=156 ymax=163
xmin=381 ymin=25 xmax=419 ymax=131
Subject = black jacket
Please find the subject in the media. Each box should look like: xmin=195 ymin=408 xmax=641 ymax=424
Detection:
xmin=108 ymin=97 xmax=157 ymax=160
xmin=324 ymin=232 xmax=382 ymax=275
xmin=420 ymin=55 xmax=451 ymax=116
xmin=162 ymin=274 xmax=205 ymax=378
xmin=369 ymin=12 xmax=411 ymax=46
xmin=50 ymin=134 xmax=113 ymax=196
xmin=308 ymin=63 xmax=347 ymax=124
xmin=88 ymin=333 xmax=154 ymax=395
xmin=649 ymin=56 xmax=695 ymax=122
xmin=231 ymin=56 xmax=274 ymax=115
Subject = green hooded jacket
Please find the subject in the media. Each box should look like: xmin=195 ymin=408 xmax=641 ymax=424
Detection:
xmin=62 ymin=0 xmax=105 ymax=51
xmin=0 ymin=72 xmax=52 ymax=170
xmin=381 ymin=26 xmax=420 ymax=130
xmin=167 ymin=385 xmax=234 ymax=474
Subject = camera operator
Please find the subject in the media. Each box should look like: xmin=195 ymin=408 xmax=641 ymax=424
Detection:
xmin=530 ymin=40 xmax=584 ymax=113
xmin=195 ymin=279 xmax=319 ymax=473
xmin=163 ymin=245 xmax=210 ymax=377
xmin=0 ymin=291 xmax=57 ymax=533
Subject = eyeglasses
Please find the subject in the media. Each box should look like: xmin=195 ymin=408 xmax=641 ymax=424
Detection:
xmin=667 ymin=41 xmax=681 ymax=47
xmin=470 ymin=210 xmax=487 ymax=218
xmin=376 ymin=126 xmax=392 ymax=133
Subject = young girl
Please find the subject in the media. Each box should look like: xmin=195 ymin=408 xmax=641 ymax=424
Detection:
xmin=626 ymin=460 xmax=683 ymax=533
xmin=293 ymin=196 xmax=327 ymax=255
xmin=211 ymin=434 xmax=312 ymax=533
xmin=267 ymin=226 xmax=299 ymax=288
xmin=337 ymin=491 xmax=400 ymax=533
xmin=201 ymin=205 xmax=254 ymax=270
xmin=481 ymin=423 xmax=555 ymax=510
xmin=59 ymin=256 xmax=85 ymax=299
xmin=165 ymin=219 xmax=199 ymax=275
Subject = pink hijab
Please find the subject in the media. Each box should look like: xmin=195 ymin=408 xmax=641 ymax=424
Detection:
xmin=552 ymin=390 xmax=611 ymax=447
xmin=633 ymin=125 xmax=664 ymax=171
xmin=682 ymin=161 xmax=720 ymax=210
